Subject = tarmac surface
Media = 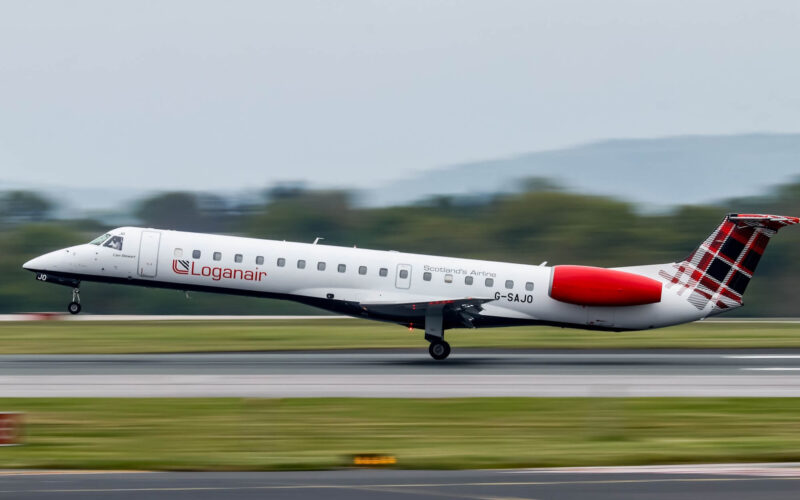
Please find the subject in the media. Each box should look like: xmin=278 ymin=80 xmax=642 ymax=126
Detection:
xmin=2 ymin=349 xmax=800 ymax=397
xmin=3 ymin=465 xmax=800 ymax=499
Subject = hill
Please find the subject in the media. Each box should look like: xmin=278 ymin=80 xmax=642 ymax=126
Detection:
xmin=366 ymin=134 xmax=800 ymax=208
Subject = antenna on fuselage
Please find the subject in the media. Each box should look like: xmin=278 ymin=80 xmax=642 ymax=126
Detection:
xmin=313 ymin=237 xmax=325 ymax=245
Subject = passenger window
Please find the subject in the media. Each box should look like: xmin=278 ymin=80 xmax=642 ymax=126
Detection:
xmin=358 ymin=266 xmax=367 ymax=275
xmin=277 ymin=258 xmax=286 ymax=267
xmin=297 ymin=260 xmax=306 ymax=269
xmin=193 ymin=250 xmax=201 ymax=259
xmin=526 ymin=282 xmax=534 ymax=291
xmin=505 ymin=280 xmax=514 ymax=289
xmin=318 ymin=262 xmax=326 ymax=271
xmin=465 ymin=276 xmax=473 ymax=285
xmin=485 ymin=278 xmax=494 ymax=287
xmin=213 ymin=252 xmax=222 ymax=261
xmin=444 ymin=274 xmax=453 ymax=283
xmin=338 ymin=264 xmax=346 ymax=273
xmin=379 ymin=268 xmax=388 ymax=277
xmin=423 ymin=272 xmax=432 ymax=281
xmin=103 ymin=236 xmax=124 ymax=251
xmin=399 ymin=269 xmax=409 ymax=279
xmin=234 ymin=254 xmax=243 ymax=263
xmin=256 ymin=256 xmax=264 ymax=265
xmin=174 ymin=248 xmax=183 ymax=258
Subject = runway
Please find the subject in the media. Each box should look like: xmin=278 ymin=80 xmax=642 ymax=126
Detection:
xmin=3 ymin=465 xmax=800 ymax=500
xmin=2 ymin=349 xmax=800 ymax=397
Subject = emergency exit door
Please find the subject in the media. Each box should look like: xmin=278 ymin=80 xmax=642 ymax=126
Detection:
xmin=395 ymin=264 xmax=412 ymax=289
xmin=138 ymin=231 xmax=161 ymax=278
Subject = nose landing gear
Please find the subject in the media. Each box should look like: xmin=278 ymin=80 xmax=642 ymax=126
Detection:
xmin=68 ymin=288 xmax=81 ymax=315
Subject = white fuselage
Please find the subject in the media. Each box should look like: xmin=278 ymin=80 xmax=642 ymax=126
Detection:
xmin=23 ymin=226 xmax=707 ymax=331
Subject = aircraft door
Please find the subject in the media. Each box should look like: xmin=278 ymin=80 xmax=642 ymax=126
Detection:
xmin=395 ymin=264 xmax=412 ymax=289
xmin=138 ymin=230 xmax=161 ymax=278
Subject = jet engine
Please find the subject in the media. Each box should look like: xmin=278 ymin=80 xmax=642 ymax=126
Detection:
xmin=549 ymin=265 xmax=662 ymax=307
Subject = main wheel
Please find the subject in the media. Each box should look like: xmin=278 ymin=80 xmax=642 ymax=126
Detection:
xmin=67 ymin=302 xmax=81 ymax=315
xmin=428 ymin=340 xmax=451 ymax=360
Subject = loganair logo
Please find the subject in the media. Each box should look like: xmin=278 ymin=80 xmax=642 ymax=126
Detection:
xmin=172 ymin=259 xmax=190 ymax=275
xmin=172 ymin=259 xmax=267 ymax=282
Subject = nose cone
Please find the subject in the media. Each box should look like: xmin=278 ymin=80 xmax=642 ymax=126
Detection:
xmin=22 ymin=255 xmax=45 ymax=271
xmin=22 ymin=250 xmax=65 ymax=272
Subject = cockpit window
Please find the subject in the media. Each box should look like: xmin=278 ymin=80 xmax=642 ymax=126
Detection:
xmin=89 ymin=233 xmax=111 ymax=245
xmin=103 ymin=235 xmax=124 ymax=251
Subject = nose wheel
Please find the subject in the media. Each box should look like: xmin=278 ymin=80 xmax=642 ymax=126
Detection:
xmin=68 ymin=288 xmax=81 ymax=315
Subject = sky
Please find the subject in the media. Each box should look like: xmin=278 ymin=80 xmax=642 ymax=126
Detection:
xmin=1 ymin=0 xmax=799 ymax=192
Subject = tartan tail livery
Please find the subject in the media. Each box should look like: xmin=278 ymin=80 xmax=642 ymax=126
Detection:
xmin=659 ymin=213 xmax=800 ymax=314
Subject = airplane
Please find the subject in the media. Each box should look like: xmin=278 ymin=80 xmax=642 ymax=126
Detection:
xmin=22 ymin=213 xmax=798 ymax=360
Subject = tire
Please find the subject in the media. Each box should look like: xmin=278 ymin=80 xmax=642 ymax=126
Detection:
xmin=428 ymin=340 xmax=451 ymax=360
xmin=68 ymin=302 xmax=81 ymax=315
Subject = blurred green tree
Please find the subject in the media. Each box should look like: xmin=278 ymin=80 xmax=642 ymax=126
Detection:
xmin=0 ymin=191 xmax=54 ymax=222
xmin=248 ymin=190 xmax=356 ymax=244
xmin=135 ymin=192 xmax=201 ymax=231
xmin=134 ymin=192 xmax=234 ymax=233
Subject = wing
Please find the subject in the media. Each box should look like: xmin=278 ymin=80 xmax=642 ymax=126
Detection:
xmin=358 ymin=297 xmax=494 ymax=328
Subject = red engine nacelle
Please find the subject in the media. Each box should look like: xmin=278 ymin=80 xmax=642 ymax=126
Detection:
xmin=549 ymin=265 xmax=662 ymax=307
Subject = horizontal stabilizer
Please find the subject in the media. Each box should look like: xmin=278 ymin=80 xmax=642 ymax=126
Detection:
xmin=727 ymin=213 xmax=800 ymax=230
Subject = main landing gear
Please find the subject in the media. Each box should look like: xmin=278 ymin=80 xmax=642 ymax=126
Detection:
xmin=424 ymin=305 xmax=451 ymax=360
xmin=67 ymin=287 xmax=81 ymax=315
xmin=428 ymin=339 xmax=451 ymax=360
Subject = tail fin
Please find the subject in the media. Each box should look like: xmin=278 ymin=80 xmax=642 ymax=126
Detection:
xmin=659 ymin=213 xmax=799 ymax=312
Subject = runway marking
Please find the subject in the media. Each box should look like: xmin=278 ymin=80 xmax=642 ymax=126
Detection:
xmin=478 ymin=497 xmax=534 ymax=500
xmin=703 ymin=320 xmax=800 ymax=323
xmin=345 ymin=483 xmax=506 ymax=500
xmin=4 ymin=476 xmax=800 ymax=494
xmin=8 ymin=372 xmax=800 ymax=397
xmin=0 ymin=315 xmax=349 ymax=322
xmin=0 ymin=470 xmax=150 ymax=476
xmin=741 ymin=368 xmax=800 ymax=371
xmin=726 ymin=355 xmax=800 ymax=359
xmin=506 ymin=463 xmax=800 ymax=477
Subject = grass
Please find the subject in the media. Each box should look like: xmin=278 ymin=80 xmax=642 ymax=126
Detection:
xmin=2 ymin=398 xmax=800 ymax=470
xmin=0 ymin=319 xmax=800 ymax=353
